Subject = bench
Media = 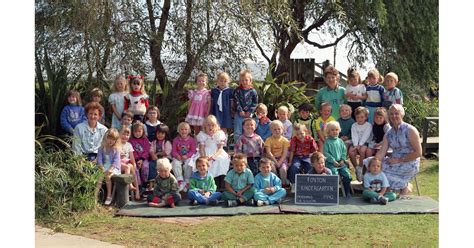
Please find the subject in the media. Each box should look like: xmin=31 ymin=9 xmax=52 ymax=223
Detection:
xmin=421 ymin=117 xmax=439 ymax=157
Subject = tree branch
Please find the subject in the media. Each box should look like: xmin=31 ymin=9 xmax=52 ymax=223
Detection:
xmin=302 ymin=11 xmax=331 ymax=36
xmin=244 ymin=19 xmax=270 ymax=64
xmin=304 ymin=29 xmax=351 ymax=49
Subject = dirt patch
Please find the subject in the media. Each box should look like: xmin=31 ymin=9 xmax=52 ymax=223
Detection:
xmin=153 ymin=216 xmax=222 ymax=225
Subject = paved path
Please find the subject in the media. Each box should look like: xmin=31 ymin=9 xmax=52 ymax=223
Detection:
xmin=35 ymin=225 xmax=123 ymax=248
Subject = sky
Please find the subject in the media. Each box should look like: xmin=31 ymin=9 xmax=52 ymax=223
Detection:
xmin=245 ymin=32 xmax=374 ymax=81
xmin=3 ymin=1 xmax=474 ymax=246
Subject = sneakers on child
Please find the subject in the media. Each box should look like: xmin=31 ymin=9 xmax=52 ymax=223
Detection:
xmin=246 ymin=199 xmax=255 ymax=206
xmin=379 ymin=196 xmax=388 ymax=205
xmin=290 ymin=183 xmax=296 ymax=194
xmin=209 ymin=200 xmax=218 ymax=206
xmin=257 ymin=200 xmax=264 ymax=207
xmin=104 ymin=197 xmax=112 ymax=206
xmin=191 ymin=200 xmax=199 ymax=206
xmin=370 ymin=198 xmax=378 ymax=204
xmin=356 ymin=166 xmax=363 ymax=182
xmin=227 ymin=200 xmax=238 ymax=207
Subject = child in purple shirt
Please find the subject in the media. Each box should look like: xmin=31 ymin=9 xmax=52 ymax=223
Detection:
xmin=234 ymin=118 xmax=264 ymax=175
xmin=128 ymin=122 xmax=151 ymax=189
xmin=171 ymin=122 xmax=197 ymax=192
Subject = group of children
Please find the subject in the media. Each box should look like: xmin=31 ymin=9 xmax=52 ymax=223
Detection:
xmin=64 ymin=66 xmax=403 ymax=207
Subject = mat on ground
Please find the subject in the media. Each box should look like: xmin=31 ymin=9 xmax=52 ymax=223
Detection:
xmin=115 ymin=196 xmax=438 ymax=217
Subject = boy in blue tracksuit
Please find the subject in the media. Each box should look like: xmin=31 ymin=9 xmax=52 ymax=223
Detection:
xmin=253 ymin=158 xmax=286 ymax=206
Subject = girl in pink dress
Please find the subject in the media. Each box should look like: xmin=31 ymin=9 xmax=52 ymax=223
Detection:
xmin=185 ymin=72 xmax=211 ymax=135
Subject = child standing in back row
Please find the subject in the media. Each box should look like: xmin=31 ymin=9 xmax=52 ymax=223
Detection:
xmin=124 ymin=75 xmax=149 ymax=122
xmin=315 ymin=65 xmax=346 ymax=120
xmin=210 ymin=72 xmax=234 ymax=134
xmin=233 ymin=69 xmax=258 ymax=142
xmin=186 ymin=72 xmax=211 ymax=135
xmin=365 ymin=69 xmax=385 ymax=124
xmin=108 ymin=75 xmax=128 ymax=129
xmin=345 ymin=68 xmax=367 ymax=119
xmin=60 ymin=89 xmax=86 ymax=135
xmin=383 ymin=72 xmax=403 ymax=109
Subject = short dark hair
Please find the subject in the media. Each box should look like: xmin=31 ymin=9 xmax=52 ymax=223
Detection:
xmin=298 ymin=103 xmax=313 ymax=112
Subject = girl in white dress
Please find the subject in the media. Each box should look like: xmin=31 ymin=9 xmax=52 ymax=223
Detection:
xmin=189 ymin=115 xmax=230 ymax=188
xmin=108 ymin=75 xmax=128 ymax=129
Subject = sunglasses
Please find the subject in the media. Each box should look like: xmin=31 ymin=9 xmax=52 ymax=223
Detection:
xmin=132 ymin=82 xmax=141 ymax=85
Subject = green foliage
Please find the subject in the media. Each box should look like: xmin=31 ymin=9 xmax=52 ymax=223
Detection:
xmin=375 ymin=0 xmax=438 ymax=87
xmin=35 ymin=149 xmax=101 ymax=222
xmin=35 ymin=114 xmax=71 ymax=150
xmin=254 ymin=67 xmax=316 ymax=119
xmin=402 ymin=85 xmax=439 ymax=137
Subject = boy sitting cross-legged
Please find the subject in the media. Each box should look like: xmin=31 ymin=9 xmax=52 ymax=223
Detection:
xmin=222 ymin=153 xmax=256 ymax=207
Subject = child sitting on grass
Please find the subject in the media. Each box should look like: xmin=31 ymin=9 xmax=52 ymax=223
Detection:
xmin=187 ymin=157 xmax=221 ymax=206
xmin=253 ymin=158 xmax=287 ymax=206
xmin=363 ymin=157 xmax=396 ymax=205
xmin=307 ymin=152 xmax=332 ymax=175
xmin=147 ymin=158 xmax=181 ymax=208
xmin=222 ymin=153 xmax=256 ymax=207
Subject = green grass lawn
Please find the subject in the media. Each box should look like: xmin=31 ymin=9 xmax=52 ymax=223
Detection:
xmin=39 ymin=159 xmax=439 ymax=247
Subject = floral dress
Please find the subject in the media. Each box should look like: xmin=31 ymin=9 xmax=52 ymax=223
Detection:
xmin=382 ymin=122 xmax=420 ymax=190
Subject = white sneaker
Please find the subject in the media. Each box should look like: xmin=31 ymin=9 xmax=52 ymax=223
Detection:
xmin=290 ymin=183 xmax=296 ymax=193
xmin=256 ymin=200 xmax=264 ymax=207
xmin=104 ymin=197 xmax=112 ymax=206
xmin=356 ymin=166 xmax=363 ymax=182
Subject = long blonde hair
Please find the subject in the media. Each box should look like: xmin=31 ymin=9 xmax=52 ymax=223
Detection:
xmin=101 ymin=128 xmax=122 ymax=152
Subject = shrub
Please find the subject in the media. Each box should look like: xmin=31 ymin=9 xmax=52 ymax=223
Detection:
xmin=35 ymin=149 xmax=102 ymax=222
xmin=401 ymin=84 xmax=439 ymax=137
xmin=253 ymin=69 xmax=316 ymax=120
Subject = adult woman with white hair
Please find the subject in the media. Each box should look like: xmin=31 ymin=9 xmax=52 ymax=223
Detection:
xmin=375 ymin=104 xmax=422 ymax=197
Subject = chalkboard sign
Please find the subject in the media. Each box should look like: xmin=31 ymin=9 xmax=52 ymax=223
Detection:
xmin=295 ymin=174 xmax=339 ymax=205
